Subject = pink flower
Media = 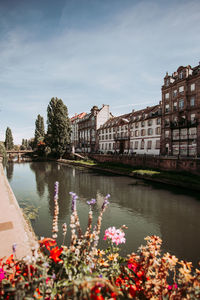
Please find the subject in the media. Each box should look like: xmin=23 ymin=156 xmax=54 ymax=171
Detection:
xmin=0 ymin=268 xmax=5 ymax=281
xmin=104 ymin=227 xmax=126 ymax=245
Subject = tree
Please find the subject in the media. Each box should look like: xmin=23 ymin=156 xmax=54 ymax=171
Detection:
xmin=0 ymin=142 xmax=7 ymax=165
xmin=5 ymin=127 xmax=14 ymax=150
xmin=34 ymin=114 xmax=45 ymax=147
xmin=46 ymin=97 xmax=71 ymax=158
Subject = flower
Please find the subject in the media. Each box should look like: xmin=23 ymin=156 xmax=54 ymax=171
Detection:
xmin=87 ymin=198 xmax=96 ymax=206
xmin=39 ymin=238 xmax=57 ymax=251
xmin=104 ymin=227 xmax=126 ymax=245
xmin=49 ymin=246 xmax=63 ymax=263
xmin=69 ymin=192 xmax=78 ymax=212
xmin=0 ymin=268 xmax=5 ymax=281
xmin=54 ymin=181 xmax=59 ymax=199
xmin=102 ymin=194 xmax=110 ymax=210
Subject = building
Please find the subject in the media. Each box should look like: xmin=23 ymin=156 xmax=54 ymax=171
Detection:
xmin=161 ymin=64 xmax=200 ymax=157
xmin=98 ymin=113 xmax=131 ymax=154
xmin=78 ymin=105 xmax=112 ymax=153
xmin=129 ymin=105 xmax=161 ymax=155
xmin=98 ymin=104 xmax=161 ymax=155
xmin=70 ymin=112 xmax=87 ymax=152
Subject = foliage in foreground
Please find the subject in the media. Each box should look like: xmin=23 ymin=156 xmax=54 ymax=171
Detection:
xmin=0 ymin=183 xmax=199 ymax=299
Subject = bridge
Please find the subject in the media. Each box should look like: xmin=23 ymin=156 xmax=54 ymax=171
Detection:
xmin=6 ymin=150 xmax=33 ymax=162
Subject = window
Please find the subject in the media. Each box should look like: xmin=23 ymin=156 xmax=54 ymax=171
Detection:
xmin=166 ymin=79 xmax=169 ymax=86
xmin=165 ymin=130 xmax=169 ymax=137
xmin=148 ymin=119 xmax=152 ymax=126
xmin=147 ymin=140 xmax=152 ymax=149
xmin=155 ymin=140 xmax=160 ymax=149
xmin=135 ymin=141 xmax=138 ymax=149
xmin=179 ymin=71 xmax=183 ymax=79
xmin=165 ymin=118 xmax=170 ymax=126
xmin=141 ymin=121 xmax=145 ymax=127
xmin=165 ymin=93 xmax=169 ymax=99
xmin=191 ymin=114 xmax=196 ymax=124
xmin=135 ymin=122 xmax=139 ymax=128
xmin=156 ymin=127 xmax=161 ymax=135
xmin=141 ymin=140 xmax=145 ymax=149
xmin=179 ymin=86 xmax=184 ymax=93
xmin=109 ymin=143 xmax=111 ymax=150
xmin=179 ymin=99 xmax=184 ymax=110
xmin=173 ymin=89 xmax=177 ymax=98
xmin=157 ymin=118 xmax=161 ymax=125
xmin=148 ymin=128 xmax=153 ymax=135
xmin=173 ymin=102 xmax=177 ymax=111
xmin=165 ymin=104 xmax=170 ymax=113
xmin=190 ymin=96 xmax=195 ymax=107
xmin=135 ymin=130 xmax=139 ymax=137
xmin=141 ymin=129 xmax=146 ymax=136
xmin=190 ymin=83 xmax=195 ymax=91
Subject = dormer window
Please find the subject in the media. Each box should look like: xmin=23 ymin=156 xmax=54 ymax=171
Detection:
xmin=179 ymin=71 xmax=183 ymax=79
xmin=166 ymin=79 xmax=169 ymax=86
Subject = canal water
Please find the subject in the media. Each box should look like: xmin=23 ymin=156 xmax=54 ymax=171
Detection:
xmin=6 ymin=161 xmax=200 ymax=267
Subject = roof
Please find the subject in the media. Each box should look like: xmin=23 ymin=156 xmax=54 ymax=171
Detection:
xmin=70 ymin=112 xmax=87 ymax=122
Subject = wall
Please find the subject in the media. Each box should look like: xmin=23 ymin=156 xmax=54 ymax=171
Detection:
xmin=90 ymin=154 xmax=200 ymax=174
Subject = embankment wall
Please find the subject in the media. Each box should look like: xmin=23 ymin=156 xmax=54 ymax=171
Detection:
xmin=90 ymin=154 xmax=200 ymax=174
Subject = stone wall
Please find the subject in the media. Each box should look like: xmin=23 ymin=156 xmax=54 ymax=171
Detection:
xmin=90 ymin=154 xmax=200 ymax=174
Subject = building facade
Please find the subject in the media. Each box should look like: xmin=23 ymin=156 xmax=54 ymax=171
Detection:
xmin=98 ymin=105 xmax=161 ymax=155
xmin=70 ymin=112 xmax=86 ymax=152
xmin=161 ymin=64 xmax=200 ymax=157
xmin=78 ymin=105 xmax=112 ymax=153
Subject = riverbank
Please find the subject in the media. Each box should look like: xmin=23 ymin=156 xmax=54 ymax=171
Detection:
xmin=56 ymin=158 xmax=200 ymax=191
xmin=0 ymin=158 xmax=38 ymax=259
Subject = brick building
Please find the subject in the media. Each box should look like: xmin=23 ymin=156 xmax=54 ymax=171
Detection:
xmin=78 ymin=105 xmax=112 ymax=153
xmin=161 ymin=64 xmax=200 ymax=157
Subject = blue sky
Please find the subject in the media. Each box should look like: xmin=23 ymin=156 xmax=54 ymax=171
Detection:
xmin=0 ymin=0 xmax=200 ymax=144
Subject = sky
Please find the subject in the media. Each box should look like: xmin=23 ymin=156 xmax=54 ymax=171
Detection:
xmin=0 ymin=0 xmax=200 ymax=144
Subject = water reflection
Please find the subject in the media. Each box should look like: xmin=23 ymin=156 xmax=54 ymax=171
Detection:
xmin=8 ymin=162 xmax=200 ymax=267
xmin=6 ymin=162 xmax=14 ymax=180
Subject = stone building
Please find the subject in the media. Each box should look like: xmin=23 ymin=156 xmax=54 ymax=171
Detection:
xmin=98 ymin=113 xmax=131 ymax=154
xmin=70 ymin=112 xmax=86 ymax=152
xmin=98 ymin=105 xmax=161 ymax=155
xmin=161 ymin=64 xmax=200 ymax=157
xmin=78 ymin=105 xmax=112 ymax=153
xmin=129 ymin=105 xmax=161 ymax=155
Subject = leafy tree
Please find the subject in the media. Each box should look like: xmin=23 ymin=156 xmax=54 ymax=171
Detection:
xmin=0 ymin=142 xmax=7 ymax=165
xmin=5 ymin=127 xmax=14 ymax=150
xmin=46 ymin=97 xmax=71 ymax=158
xmin=34 ymin=114 xmax=45 ymax=147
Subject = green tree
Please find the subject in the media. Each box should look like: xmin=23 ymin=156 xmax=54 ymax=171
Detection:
xmin=34 ymin=114 xmax=45 ymax=147
xmin=46 ymin=97 xmax=71 ymax=158
xmin=0 ymin=142 xmax=7 ymax=165
xmin=5 ymin=127 xmax=14 ymax=150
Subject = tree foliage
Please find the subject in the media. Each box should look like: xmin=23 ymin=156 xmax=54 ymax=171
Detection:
xmin=0 ymin=141 xmax=7 ymax=166
xmin=5 ymin=127 xmax=14 ymax=150
xmin=34 ymin=114 xmax=45 ymax=147
xmin=46 ymin=97 xmax=71 ymax=158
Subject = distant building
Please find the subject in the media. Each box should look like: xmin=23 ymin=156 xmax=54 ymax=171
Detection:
xmin=78 ymin=105 xmax=112 ymax=153
xmin=70 ymin=112 xmax=87 ymax=152
xmin=98 ymin=104 xmax=161 ymax=155
xmin=161 ymin=64 xmax=200 ymax=157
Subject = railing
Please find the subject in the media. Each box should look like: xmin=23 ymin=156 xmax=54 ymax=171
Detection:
xmin=114 ymin=134 xmax=130 ymax=141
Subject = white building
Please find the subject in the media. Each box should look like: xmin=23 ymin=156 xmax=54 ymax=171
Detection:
xmin=98 ymin=105 xmax=161 ymax=155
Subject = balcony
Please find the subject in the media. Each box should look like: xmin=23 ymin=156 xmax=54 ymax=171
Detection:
xmin=114 ymin=133 xmax=130 ymax=141
xmin=170 ymin=119 xmax=198 ymax=129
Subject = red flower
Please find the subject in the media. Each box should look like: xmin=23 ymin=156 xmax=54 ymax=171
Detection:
xmin=49 ymin=246 xmax=63 ymax=263
xmin=129 ymin=285 xmax=137 ymax=298
xmin=39 ymin=238 xmax=57 ymax=251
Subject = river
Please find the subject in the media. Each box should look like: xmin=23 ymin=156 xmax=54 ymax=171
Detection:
xmin=5 ymin=161 xmax=200 ymax=267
